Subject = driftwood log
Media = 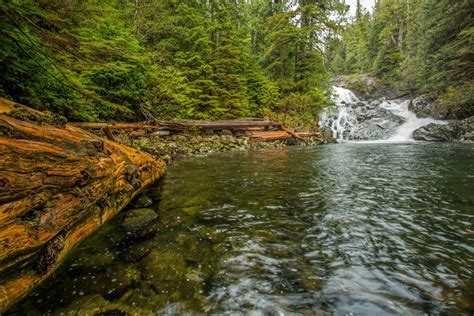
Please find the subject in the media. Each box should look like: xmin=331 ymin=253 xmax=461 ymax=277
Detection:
xmin=69 ymin=119 xmax=282 ymax=133
xmin=0 ymin=99 xmax=166 ymax=312
xmin=249 ymin=130 xmax=321 ymax=141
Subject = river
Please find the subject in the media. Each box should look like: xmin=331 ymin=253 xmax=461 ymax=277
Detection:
xmin=12 ymin=142 xmax=474 ymax=315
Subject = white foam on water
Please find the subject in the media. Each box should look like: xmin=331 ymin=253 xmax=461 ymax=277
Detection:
xmin=380 ymin=100 xmax=446 ymax=142
xmin=320 ymin=87 xmax=447 ymax=143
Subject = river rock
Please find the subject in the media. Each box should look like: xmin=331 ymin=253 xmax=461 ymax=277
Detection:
xmin=347 ymin=105 xmax=405 ymax=140
xmin=122 ymin=208 xmax=159 ymax=237
xmin=56 ymin=294 xmax=153 ymax=316
xmin=70 ymin=251 xmax=116 ymax=273
xmin=120 ymin=238 xmax=156 ymax=262
xmin=131 ymin=194 xmax=154 ymax=208
xmin=413 ymin=117 xmax=474 ymax=141
xmin=141 ymin=250 xmax=187 ymax=293
xmin=52 ymin=263 xmax=141 ymax=305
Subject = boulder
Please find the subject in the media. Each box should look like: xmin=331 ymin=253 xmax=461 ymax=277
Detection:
xmin=413 ymin=117 xmax=474 ymax=142
xmin=141 ymin=250 xmax=187 ymax=292
xmin=119 ymin=238 xmax=156 ymax=262
xmin=121 ymin=208 xmax=159 ymax=238
xmin=56 ymin=294 xmax=153 ymax=316
xmin=409 ymin=95 xmax=452 ymax=119
xmin=131 ymin=194 xmax=154 ymax=208
xmin=409 ymin=95 xmax=472 ymax=120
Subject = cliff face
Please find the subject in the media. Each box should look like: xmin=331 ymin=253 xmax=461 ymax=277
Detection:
xmin=0 ymin=99 xmax=166 ymax=312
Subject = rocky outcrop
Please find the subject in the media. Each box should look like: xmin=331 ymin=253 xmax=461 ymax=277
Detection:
xmin=413 ymin=117 xmax=474 ymax=142
xmin=320 ymin=100 xmax=406 ymax=140
xmin=409 ymin=95 xmax=473 ymax=120
xmin=409 ymin=95 xmax=450 ymax=120
xmin=0 ymin=99 xmax=166 ymax=312
xmin=121 ymin=208 xmax=160 ymax=238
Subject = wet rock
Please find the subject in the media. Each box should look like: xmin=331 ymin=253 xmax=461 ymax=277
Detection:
xmin=120 ymin=238 xmax=156 ymax=262
xmin=409 ymin=95 xmax=436 ymax=118
xmin=141 ymin=250 xmax=186 ymax=292
xmin=51 ymin=264 xmax=141 ymax=307
xmin=151 ymin=130 xmax=170 ymax=137
xmin=122 ymin=208 xmax=159 ymax=236
xmin=131 ymin=194 xmax=154 ymax=209
xmin=302 ymin=309 xmax=332 ymax=316
xmin=119 ymin=285 xmax=169 ymax=310
xmin=329 ymin=104 xmax=405 ymax=140
xmin=70 ymin=251 xmax=116 ymax=273
xmin=408 ymin=95 xmax=456 ymax=120
xmin=56 ymin=294 xmax=153 ymax=316
xmin=409 ymin=95 xmax=471 ymax=120
xmin=413 ymin=117 xmax=474 ymax=142
xmin=95 ymin=264 xmax=141 ymax=299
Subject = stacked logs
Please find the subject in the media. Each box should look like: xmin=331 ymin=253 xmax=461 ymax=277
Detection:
xmin=68 ymin=119 xmax=320 ymax=142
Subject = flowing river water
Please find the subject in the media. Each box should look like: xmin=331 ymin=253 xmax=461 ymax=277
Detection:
xmin=11 ymin=142 xmax=474 ymax=315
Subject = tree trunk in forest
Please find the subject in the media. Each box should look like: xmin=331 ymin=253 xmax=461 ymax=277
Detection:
xmin=0 ymin=100 xmax=166 ymax=312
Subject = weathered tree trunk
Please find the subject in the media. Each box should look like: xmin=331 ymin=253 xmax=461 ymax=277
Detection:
xmin=0 ymin=101 xmax=166 ymax=312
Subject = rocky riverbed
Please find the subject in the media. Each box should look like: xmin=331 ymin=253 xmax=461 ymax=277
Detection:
xmin=96 ymin=129 xmax=335 ymax=164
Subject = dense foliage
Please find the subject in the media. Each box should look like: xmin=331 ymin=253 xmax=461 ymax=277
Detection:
xmin=327 ymin=0 xmax=473 ymax=115
xmin=0 ymin=0 xmax=346 ymax=124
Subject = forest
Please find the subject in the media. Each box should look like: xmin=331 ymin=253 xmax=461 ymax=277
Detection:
xmin=1 ymin=1 xmax=474 ymax=314
xmin=1 ymin=0 xmax=473 ymax=124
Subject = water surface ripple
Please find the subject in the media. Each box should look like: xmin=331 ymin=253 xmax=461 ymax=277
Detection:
xmin=14 ymin=143 xmax=474 ymax=315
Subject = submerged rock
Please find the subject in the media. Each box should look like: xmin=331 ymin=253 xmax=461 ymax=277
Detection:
xmin=119 ymin=238 xmax=156 ymax=262
xmin=413 ymin=117 xmax=474 ymax=142
xmin=70 ymin=251 xmax=116 ymax=273
xmin=122 ymin=208 xmax=158 ymax=236
xmin=131 ymin=194 xmax=154 ymax=208
xmin=56 ymin=294 xmax=153 ymax=316
xmin=141 ymin=250 xmax=186 ymax=283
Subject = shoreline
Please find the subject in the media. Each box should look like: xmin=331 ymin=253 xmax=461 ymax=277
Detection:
xmin=92 ymin=128 xmax=336 ymax=165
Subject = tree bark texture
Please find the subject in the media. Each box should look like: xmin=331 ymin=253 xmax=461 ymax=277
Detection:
xmin=0 ymin=104 xmax=166 ymax=312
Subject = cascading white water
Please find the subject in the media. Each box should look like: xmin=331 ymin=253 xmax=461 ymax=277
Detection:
xmin=379 ymin=100 xmax=445 ymax=141
xmin=319 ymin=86 xmax=446 ymax=142
xmin=319 ymin=87 xmax=360 ymax=140
xmin=332 ymin=86 xmax=360 ymax=104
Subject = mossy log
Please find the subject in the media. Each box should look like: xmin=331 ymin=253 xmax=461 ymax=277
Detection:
xmin=0 ymin=106 xmax=166 ymax=312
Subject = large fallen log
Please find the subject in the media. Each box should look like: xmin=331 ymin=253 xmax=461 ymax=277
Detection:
xmin=187 ymin=119 xmax=281 ymax=130
xmin=68 ymin=119 xmax=282 ymax=133
xmin=249 ymin=130 xmax=321 ymax=141
xmin=0 ymin=103 xmax=166 ymax=312
xmin=68 ymin=122 xmax=166 ymax=130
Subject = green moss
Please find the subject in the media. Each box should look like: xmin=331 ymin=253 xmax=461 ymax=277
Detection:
xmin=8 ymin=107 xmax=67 ymax=128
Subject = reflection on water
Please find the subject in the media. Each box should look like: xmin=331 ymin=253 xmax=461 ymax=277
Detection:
xmin=12 ymin=143 xmax=474 ymax=315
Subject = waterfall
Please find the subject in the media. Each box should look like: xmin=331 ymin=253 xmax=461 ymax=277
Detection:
xmin=319 ymin=87 xmax=360 ymax=141
xmin=319 ymin=86 xmax=445 ymax=142
xmin=379 ymin=100 xmax=445 ymax=142
xmin=332 ymin=86 xmax=360 ymax=104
